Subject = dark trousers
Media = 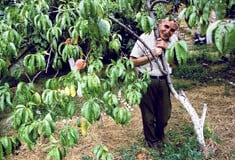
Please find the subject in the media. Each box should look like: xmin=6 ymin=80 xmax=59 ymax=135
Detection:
xmin=140 ymin=77 xmax=172 ymax=144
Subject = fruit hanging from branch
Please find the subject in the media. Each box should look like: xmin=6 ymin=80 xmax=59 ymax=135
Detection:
xmin=75 ymin=59 xmax=86 ymax=70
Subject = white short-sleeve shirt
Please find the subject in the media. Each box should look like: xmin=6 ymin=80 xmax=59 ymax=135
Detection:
xmin=130 ymin=31 xmax=176 ymax=76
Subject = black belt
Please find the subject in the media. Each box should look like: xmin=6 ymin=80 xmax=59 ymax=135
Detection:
xmin=150 ymin=75 xmax=167 ymax=80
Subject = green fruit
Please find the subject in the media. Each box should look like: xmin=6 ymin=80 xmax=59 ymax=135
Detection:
xmin=33 ymin=92 xmax=41 ymax=105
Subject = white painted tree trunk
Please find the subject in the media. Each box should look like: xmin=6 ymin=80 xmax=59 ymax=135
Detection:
xmin=68 ymin=57 xmax=77 ymax=71
xmin=173 ymin=88 xmax=207 ymax=148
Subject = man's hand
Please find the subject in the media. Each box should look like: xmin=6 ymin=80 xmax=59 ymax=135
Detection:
xmin=153 ymin=47 xmax=163 ymax=57
xmin=156 ymin=38 xmax=168 ymax=49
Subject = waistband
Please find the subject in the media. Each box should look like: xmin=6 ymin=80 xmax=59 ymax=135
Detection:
xmin=150 ymin=75 xmax=167 ymax=80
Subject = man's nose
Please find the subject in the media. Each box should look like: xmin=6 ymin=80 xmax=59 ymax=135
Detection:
xmin=165 ymin=28 xmax=171 ymax=33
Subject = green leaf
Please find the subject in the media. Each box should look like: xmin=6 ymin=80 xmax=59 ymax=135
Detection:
xmin=178 ymin=8 xmax=187 ymax=23
xmin=93 ymin=145 xmax=101 ymax=154
xmin=81 ymin=99 xmax=101 ymax=123
xmin=59 ymin=126 xmax=79 ymax=148
xmin=0 ymin=95 xmax=5 ymax=112
xmin=0 ymin=143 xmax=3 ymax=159
xmin=8 ymin=42 xmax=17 ymax=57
xmin=207 ymin=20 xmax=221 ymax=35
xmin=214 ymin=3 xmax=227 ymax=19
xmin=188 ymin=12 xmax=197 ymax=28
xmin=109 ymin=39 xmax=121 ymax=52
xmin=146 ymin=16 xmax=154 ymax=33
xmin=106 ymin=153 xmax=114 ymax=160
xmin=178 ymin=40 xmax=188 ymax=53
xmin=229 ymin=0 xmax=235 ymax=8
xmin=41 ymin=115 xmax=55 ymax=138
xmin=69 ymin=128 xmax=79 ymax=142
xmin=1 ymin=137 xmax=12 ymax=155
xmin=5 ymin=92 xmax=12 ymax=106
xmin=98 ymin=19 xmax=110 ymax=37
xmin=202 ymin=2 xmax=210 ymax=22
xmin=46 ymin=147 xmax=61 ymax=160
xmin=175 ymin=41 xmax=188 ymax=65
xmin=166 ymin=46 xmax=175 ymax=64
xmin=227 ymin=25 xmax=235 ymax=51
xmin=214 ymin=25 xmax=225 ymax=54
xmin=200 ymin=20 xmax=209 ymax=36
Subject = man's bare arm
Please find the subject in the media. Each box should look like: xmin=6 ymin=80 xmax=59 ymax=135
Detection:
xmin=130 ymin=47 xmax=162 ymax=66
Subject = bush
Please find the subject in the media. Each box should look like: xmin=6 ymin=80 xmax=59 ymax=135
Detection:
xmin=172 ymin=64 xmax=209 ymax=82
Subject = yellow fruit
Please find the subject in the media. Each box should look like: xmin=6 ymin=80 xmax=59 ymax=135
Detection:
xmin=70 ymin=85 xmax=76 ymax=97
xmin=64 ymin=86 xmax=70 ymax=96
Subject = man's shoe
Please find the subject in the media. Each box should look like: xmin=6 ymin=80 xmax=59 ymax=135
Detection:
xmin=147 ymin=141 xmax=159 ymax=149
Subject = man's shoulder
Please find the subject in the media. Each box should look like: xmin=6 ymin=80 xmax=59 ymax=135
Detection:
xmin=139 ymin=31 xmax=155 ymax=42
xmin=140 ymin=31 xmax=154 ymax=37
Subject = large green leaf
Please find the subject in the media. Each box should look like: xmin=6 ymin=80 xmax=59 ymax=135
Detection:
xmin=207 ymin=20 xmax=221 ymax=35
xmin=0 ymin=137 xmax=12 ymax=155
xmin=166 ymin=45 xmax=175 ymax=65
xmin=46 ymin=147 xmax=61 ymax=160
xmin=81 ymin=99 xmax=101 ymax=123
xmin=0 ymin=143 xmax=3 ymax=159
xmin=202 ymin=2 xmax=210 ymax=22
xmin=167 ymin=41 xmax=188 ymax=65
xmin=178 ymin=8 xmax=187 ymax=23
xmin=188 ymin=12 xmax=197 ymax=28
xmin=175 ymin=41 xmax=188 ymax=65
xmin=227 ymin=24 xmax=235 ymax=51
xmin=98 ymin=19 xmax=110 ymax=37
xmin=214 ymin=25 xmax=225 ymax=54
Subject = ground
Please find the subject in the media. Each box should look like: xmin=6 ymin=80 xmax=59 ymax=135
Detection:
xmin=6 ymin=83 xmax=235 ymax=160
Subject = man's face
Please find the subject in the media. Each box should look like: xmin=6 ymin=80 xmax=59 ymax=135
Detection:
xmin=159 ymin=18 xmax=178 ymax=40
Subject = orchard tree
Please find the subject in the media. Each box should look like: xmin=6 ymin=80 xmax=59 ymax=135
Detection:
xmin=0 ymin=0 xmax=234 ymax=159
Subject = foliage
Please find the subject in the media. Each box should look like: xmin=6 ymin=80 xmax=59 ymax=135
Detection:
xmin=187 ymin=45 xmax=219 ymax=64
xmin=178 ymin=0 xmax=235 ymax=55
xmin=0 ymin=136 xmax=21 ymax=158
xmin=173 ymin=64 xmax=209 ymax=82
xmin=0 ymin=0 xmax=234 ymax=159
xmin=166 ymin=40 xmax=188 ymax=65
xmin=204 ymin=122 xmax=221 ymax=144
xmin=93 ymin=145 xmax=114 ymax=160
xmin=207 ymin=20 xmax=235 ymax=55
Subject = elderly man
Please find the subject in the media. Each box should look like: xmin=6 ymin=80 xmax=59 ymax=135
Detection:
xmin=130 ymin=17 xmax=178 ymax=148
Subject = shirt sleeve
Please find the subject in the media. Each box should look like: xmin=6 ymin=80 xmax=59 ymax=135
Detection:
xmin=130 ymin=34 xmax=146 ymax=58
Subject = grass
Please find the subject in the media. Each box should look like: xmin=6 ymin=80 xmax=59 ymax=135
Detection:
xmin=114 ymin=122 xmax=206 ymax=160
xmin=172 ymin=78 xmax=198 ymax=91
xmin=172 ymin=64 xmax=210 ymax=82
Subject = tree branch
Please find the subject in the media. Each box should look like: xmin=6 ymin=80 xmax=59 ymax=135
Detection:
xmin=108 ymin=16 xmax=153 ymax=56
xmin=46 ymin=48 xmax=52 ymax=73
xmin=151 ymin=0 xmax=169 ymax=10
